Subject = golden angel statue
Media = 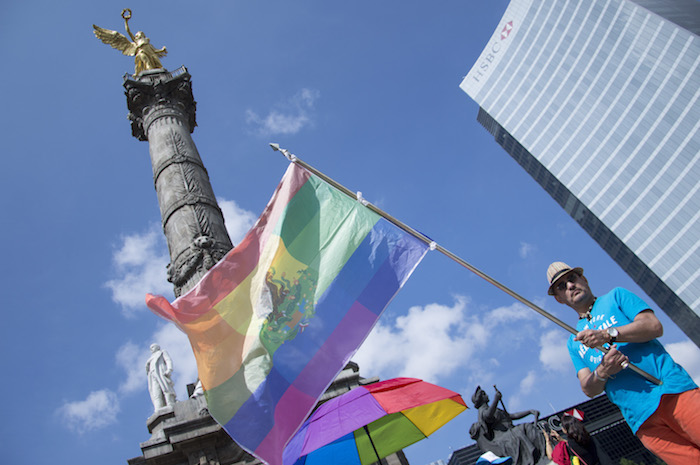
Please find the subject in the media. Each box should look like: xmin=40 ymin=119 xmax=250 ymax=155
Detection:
xmin=93 ymin=9 xmax=167 ymax=75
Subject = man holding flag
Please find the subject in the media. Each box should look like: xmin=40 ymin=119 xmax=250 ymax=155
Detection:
xmin=546 ymin=262 xmax=700 ymax=464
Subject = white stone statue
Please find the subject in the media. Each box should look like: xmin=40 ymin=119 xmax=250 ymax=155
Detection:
xmin=146 ymin=343 xmax=176 ymax=411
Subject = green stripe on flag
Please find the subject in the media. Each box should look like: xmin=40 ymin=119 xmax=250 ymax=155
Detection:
xmin=275 ymin=175 xmax=380 ymax=300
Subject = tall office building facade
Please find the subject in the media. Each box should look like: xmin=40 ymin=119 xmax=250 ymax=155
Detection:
xmin=461 ymin=0 xmax=700 ymax=346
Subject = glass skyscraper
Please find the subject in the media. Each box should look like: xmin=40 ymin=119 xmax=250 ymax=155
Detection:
xmin=461 ymin=0 xmax=700 ymax=346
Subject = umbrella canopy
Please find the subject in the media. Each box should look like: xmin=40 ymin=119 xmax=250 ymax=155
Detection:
xmin=283 ymin=377 xmax=467 ymax=465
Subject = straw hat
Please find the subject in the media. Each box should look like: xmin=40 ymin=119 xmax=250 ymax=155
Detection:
xmin=547 ymin=261 xmax=583 ymax=295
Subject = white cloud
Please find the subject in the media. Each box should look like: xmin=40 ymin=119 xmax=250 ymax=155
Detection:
xmin=219 ymin=198 xmax=258 ymax=245
xmin=116 ymin=341 xmax=149 ymax=395
xmin=57 ymin=390 xmax=120 ymax=434
xmin=489 ymin=302 xmax=538 ymax=325
xmin=296 ymin=88 xmax=319 ymax=107
xmin=246 ymin=88 xmax=320 ymax=136
xmin=666 ymin=340 xmax=700 ymax=385
xmin=519 ymin=241 xmax=535 ymax=259
xmin=104 ymin=226 xmax=171 ymax=317
xmin=247 ymin=111 xmax=309 ymax=135
xmin=355 ymin=298 xmax=474 ymax=383
xmin=538 ymin=330 xmax=571 ymax=373
xmin=353 ymin=294 xmax=581 ymax=415
xmin=507 ymin=371 xmax=540 ymax=412
xmin=355 ymin=297 xmax=552 ymax=386
xmin=520 ymin=370 xmax=537 ymax=394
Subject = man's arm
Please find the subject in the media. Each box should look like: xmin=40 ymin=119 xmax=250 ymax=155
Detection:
xmin=577 ymin=345 xmax=629 ymax=397
xmin=575 ymin=309 xmax=663 ymax=348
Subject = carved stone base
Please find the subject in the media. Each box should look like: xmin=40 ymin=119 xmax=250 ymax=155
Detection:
xmin=147 ymin=405 xmax=175 ymax=434
xmin=128 ymin=396 xmax=259 ymax=465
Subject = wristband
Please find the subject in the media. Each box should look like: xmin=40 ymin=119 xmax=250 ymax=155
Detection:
xmin=594 ymin=369 xmax=608 ymax=381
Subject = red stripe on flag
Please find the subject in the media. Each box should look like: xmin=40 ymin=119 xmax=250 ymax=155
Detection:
xmin=146 ymin=165 xmax=311 ymax=324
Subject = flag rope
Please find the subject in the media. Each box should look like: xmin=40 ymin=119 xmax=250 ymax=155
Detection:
xmin=269 ymin=143 xmax=661 ymax=386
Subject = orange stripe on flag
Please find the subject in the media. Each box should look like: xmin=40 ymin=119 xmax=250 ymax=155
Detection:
xmin=184 ymin=309 xmax=249 ymax=390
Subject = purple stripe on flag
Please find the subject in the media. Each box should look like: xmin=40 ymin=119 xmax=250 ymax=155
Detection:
xmin=293 ymin=302 xmax=378 ymax=395
xmin=356 ymin=255 xmax=402 ymax=315
xmin=253 ymin=384 xmax=317 ymax=459
xmin=223 ymin=367 xmax=290 ymax=439
xmin=243 ymin=303 xmax=378 ymax=450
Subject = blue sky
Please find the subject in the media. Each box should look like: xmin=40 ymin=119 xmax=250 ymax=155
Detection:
xmin=2 ymin=1 xmax=698 ymax=464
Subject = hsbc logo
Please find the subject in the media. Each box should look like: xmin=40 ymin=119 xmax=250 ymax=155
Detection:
xmin=501 ymin=21 xmax=513 ymax=40
xmin=471 ymin=20 xmax=514 ymax=83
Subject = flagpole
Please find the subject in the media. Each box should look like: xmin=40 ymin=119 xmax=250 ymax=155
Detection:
xmin=269 ymin=144 xmax=662 ymax=386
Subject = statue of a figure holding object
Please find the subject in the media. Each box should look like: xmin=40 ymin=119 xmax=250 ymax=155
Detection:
xmin=93 ymin=9 xmax=167 ymax=75
xmin=469 ymin=385 xmax=548 ymax=465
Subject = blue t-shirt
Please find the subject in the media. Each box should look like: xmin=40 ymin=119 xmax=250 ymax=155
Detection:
xmin=567 ymin=287 xmax=697 ymax=433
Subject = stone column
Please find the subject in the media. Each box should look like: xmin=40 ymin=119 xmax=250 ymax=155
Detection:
xmin=124 ymin=67 xmax=258 ymax=465
xmin=124 ymin=67 xmax=233 ymax=297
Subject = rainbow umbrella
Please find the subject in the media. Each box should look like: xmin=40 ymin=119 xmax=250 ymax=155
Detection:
xmin=283 ymin=377 xmax=467 ymax=465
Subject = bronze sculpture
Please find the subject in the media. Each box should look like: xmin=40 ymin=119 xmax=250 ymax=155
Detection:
xmin=469 ymin=385 xmax=548 ymax=465
xmin=93 ymin=9 xmax=167 ymax=75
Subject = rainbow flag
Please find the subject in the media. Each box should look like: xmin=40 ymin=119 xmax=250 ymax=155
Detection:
xmin=146 ymin=163 xmax=428 ymax=465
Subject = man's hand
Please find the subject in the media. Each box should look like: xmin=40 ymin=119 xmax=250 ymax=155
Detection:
xmin=575 ymin=310 xmax=663 ymax=349
xmin=578 ymin=345 xmax=630 ymax=397
xmin=575 ymin=328 xmax=609 ymax=348
xmin=596 ymin=345 xmax=629 ymax=379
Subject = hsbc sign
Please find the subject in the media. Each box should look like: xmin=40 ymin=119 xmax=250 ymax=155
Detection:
xmin=501 ymin=20 xmax=513 ymax=39
xmin=470 ymin=20 xmax=513 ymax=84
xmin=461 ymin=0 xmax=532 ymax=99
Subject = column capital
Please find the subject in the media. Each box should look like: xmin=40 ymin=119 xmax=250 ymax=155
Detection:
xmin=124 ymin=67 xmax=197 ymax=141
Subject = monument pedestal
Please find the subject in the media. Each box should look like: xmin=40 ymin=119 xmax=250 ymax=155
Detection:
xmin=128 ymin=396 xmax=259 ymax=465
xmin=128 ymin=363 xmax=410 ymax=465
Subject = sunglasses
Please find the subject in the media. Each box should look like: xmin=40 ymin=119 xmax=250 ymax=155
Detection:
xmin=555 ymin=273 xmax=579 ymax=292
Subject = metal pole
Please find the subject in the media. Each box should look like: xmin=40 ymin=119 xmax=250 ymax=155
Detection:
xmin=269 ymin=144 xmax=662 ymax=386
xmin=494 ymin=385 xmax=509 ymax=417
xmin=363 ymin=425 xmax=382 ymax=464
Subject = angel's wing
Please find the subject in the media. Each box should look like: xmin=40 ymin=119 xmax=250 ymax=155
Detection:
xmin=93 ymin=25 xmax=137 ymax=56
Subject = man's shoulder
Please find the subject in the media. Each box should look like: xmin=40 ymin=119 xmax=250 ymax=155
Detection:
xmin=599 ymin=287 xmax=647 ymax=308
xmin=600 ymin=287 xmax=634 ymax=299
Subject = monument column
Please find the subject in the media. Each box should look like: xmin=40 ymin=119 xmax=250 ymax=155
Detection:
xmin=94 ymin=14 xmax=256 ymax=463
xmin=124 ymin=68 xmax=258 ymax=465
xmin=124 ymin=67 xmax=233 ymax=296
